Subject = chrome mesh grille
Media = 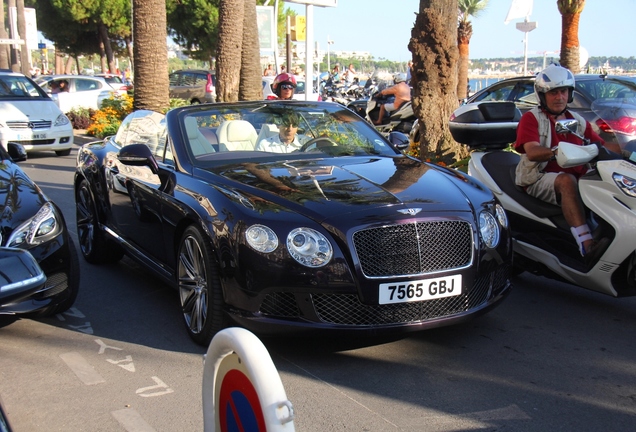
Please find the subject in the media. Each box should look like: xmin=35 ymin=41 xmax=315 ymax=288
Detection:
xmin=352 ymin=221 xmax=472 ymax=277
xmin=313 ymin=264 xmax=510 ymax=326
xmin=34 ymin=272 xmax=68 ymax=299
xmin=259 ymin=292 xmax=301 ymax=318
xmin=6 ymin=120 xmax=52 ymax=130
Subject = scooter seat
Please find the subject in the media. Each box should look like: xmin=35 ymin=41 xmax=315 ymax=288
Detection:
xmin=481 ymin=151 xmax=562 ymax=219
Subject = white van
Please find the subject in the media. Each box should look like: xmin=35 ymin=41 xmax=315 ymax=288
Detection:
xmin=0 ymin=71 xmax=73 ymax=156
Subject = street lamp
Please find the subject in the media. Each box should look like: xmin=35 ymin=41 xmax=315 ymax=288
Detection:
xmin=327 ymin=37 xmax=334 ymax=73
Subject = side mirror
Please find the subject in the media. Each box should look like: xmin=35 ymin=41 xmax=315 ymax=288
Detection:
xmin=7 ymin=142 xmax=27 ymax=162
xmin=555 ymin=118 xmax=580 ymax=136
xmin=118 ymin=143 xmax=159 ymax=175
xmin=388 ymin=131 xmax=410 ymax=151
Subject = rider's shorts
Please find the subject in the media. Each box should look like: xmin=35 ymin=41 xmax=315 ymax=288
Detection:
xmin=526 ymin=172 xmax=560 ymax=206
xmin=385 ymin=103 xmax=397 ymax=112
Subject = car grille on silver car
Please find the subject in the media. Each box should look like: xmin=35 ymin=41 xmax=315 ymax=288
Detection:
xmin=352 ymin=221 xmax=472 ymax=277
xmin=6 ymin=120 xmax=52 ymax=130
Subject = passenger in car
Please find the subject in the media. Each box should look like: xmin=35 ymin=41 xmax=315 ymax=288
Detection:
xmin=255 ymin=113 xmax=304 ymax=153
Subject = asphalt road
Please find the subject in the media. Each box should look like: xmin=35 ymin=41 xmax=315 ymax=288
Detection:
xmin=1 ymin=140 xmax=636 ymax=431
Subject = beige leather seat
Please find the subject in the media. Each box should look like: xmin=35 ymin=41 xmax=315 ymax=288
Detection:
xmin=217 ymin=120 xmax=257 ymax=151
xmin=184 ymin=116 xmax=215 ymax=156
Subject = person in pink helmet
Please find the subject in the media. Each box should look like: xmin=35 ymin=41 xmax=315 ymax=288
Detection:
xmin=267 ymin=73 xmax=297 ymax=100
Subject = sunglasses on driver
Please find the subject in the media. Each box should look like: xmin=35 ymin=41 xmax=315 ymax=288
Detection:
xmin=280 ymin=84 xmax=295 ymax=90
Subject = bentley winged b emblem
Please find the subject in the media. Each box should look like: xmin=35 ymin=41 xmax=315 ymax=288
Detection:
xmin=397 ymin=208 xmax=422 ymax=216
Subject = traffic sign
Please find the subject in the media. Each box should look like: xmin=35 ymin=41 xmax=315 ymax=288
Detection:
xmin=203 ymin=327 xmax=295 ymax=432
xmin=38 ymin=42 xmax=46 ymax=49
xmin=516 ymin=21 xmax=537 ymax=33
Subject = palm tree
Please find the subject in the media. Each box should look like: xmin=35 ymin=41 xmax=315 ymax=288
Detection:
xmin=409 ymin=0 xmax=467 ymax=165
xmin=557 ymin=0 xmax=586 ymax=73
xmin=132 ymin=0 xmax=170 ymax=111
xmin=216 ymin=0 xmax=245 ymax=102
xmin=457 ymin=0 xmax=488 ymax=100
xmin=239 ymin=0 xmax=264 ymax=101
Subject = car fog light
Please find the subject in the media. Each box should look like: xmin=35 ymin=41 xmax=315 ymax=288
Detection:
xmin=479 ymin=211 xmax=500 ymax=248
xmin=245 ymin=224 xmax=278 ymax=253
xmin=495 ymin=204 xmax=508 ymax=228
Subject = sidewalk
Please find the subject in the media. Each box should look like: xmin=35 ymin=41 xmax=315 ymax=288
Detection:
xmin=73 ymin=129 xmax=100 ymax=145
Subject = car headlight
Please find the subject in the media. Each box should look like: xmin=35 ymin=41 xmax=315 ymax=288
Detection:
xmin=6 ymin=202 xmax=62 ymax=248
xmin=495 ymin=204 xmax=508 ymax=228
xmin=613 ymin=173 xmax=636 ymax=197
xmin=479 ymin=210 xmax=500 ymax=248
xmin=54 ymin=114 xmax=70 ymax=127
xmin=287 ymin=227 xmax=333 ymax=267
xmin=245 ymin=224 xmax=278 ymax=253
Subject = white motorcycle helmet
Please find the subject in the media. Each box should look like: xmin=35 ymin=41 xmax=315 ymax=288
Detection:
xmin=534 ymin=64 xmax=575 ymax=115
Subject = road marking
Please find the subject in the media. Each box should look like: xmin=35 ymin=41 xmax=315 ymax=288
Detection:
xmin=68 ymin=321 xmax=94 ymax=334
xmin=112 ymin=408 xmax=157 ymax=432
xmin=60 ymin=352 xmax=105 ymax=385
xmin=95 ymin=338 xmax=123 ymax=354
xmin=136 ymin=376 xmax=174 ymax=397
xmin=107 ymin=355 xmax=136 ymax=372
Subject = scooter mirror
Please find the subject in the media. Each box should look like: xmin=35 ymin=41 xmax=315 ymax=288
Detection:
xmin=555 ymin=118 xmax=582 ymax=138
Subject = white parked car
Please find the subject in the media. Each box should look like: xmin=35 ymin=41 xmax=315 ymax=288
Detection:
xmin=262 ymin=75 xmax=321 ymax=101
xmin=35 ymin=74 xmax=127 ymax=112
xmin=0 ymin=71 xmax=73 ymax=156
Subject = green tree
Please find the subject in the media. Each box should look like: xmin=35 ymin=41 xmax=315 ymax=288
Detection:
xmin=409 ymin=0 xmax=466 ymax=165
xmin=166 ymin=0 xmax=220 ymax=65
xmin=557 ymin=0 xmax=586 ymax=73
xmin=457 ymin=0 xmax=488 ymax=100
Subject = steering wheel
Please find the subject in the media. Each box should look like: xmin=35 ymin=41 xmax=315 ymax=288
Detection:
xmin=298 ymin=137 xmax=338 ymax=152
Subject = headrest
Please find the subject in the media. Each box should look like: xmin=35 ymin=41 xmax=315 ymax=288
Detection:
xmin=226 ymin=120 xmax=256 ymax=141
xmin=184 ymin=117 xmax=201 ymax=140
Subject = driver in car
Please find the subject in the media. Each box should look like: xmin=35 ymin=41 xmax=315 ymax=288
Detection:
xmin=256 ymin=112 xmax=306 ymax=153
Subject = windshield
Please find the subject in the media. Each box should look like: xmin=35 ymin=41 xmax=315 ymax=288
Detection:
xmin=178 ymin=102 xmax=398 ymax=165
xmin=0 ymin=74 xmax=47 ymax=99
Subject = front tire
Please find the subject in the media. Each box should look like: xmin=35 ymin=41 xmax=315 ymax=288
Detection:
xmin=75 ymin=178 xmax=124 ymax=264
xmin=55 ymin=148 xmax=72 ymax=156
xmin=178 ymin=225 xmax=227 ymax=346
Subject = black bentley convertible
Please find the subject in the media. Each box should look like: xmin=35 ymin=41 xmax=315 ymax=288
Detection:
xmin=74 ymin=101 xmax=512 ymax=345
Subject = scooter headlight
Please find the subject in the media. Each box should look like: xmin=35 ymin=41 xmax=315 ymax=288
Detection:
xmin=479 ymin=210 xmax=500 ymax=248
xmin=613 ymin=173 xmax=636 ymax=198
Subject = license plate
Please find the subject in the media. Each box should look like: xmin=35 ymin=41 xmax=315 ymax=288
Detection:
xmin=16 ymin=133 xmax=46 ymax=140
xmin=379 ymin=275 xmax=462 ymax=304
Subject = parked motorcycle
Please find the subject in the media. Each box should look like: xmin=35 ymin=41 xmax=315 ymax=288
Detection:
xmin=365 ymin=91 xmax=416 ymax=136
xmin=450 ymin=100 xmax=636 ymax=297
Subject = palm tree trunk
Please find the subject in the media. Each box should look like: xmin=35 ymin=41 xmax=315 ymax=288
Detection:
xmin=560 ymin=12 xmax=581 ymax=73
xmin=409 ymin=0 xmax=466 ymax=164
xmin=216 ymin=0 xmax=244 ymax=102
xmin=239 ymin=0 xmax=263 ymax=101
xmin=132 ymin=0 xmax=169 ymax=111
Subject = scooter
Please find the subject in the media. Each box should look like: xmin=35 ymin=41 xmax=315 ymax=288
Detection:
xmin=450 ymin=100 xmax=636 ymax=297
xmin=366 ymin=92 xmax=416 ymax=136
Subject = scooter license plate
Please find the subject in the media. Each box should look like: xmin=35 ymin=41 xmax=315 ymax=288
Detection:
xmin=378 ymin=275 xmax=462 ymax=304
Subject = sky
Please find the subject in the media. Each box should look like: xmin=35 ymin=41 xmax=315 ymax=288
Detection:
xmin=286 ymin=0 xmax=636 ymax=62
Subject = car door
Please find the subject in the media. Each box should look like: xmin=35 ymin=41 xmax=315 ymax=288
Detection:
xmin=74 ymin=77 xmax=112 ymax=109
xmin=105 ymin=111 xmax=169 ymax=264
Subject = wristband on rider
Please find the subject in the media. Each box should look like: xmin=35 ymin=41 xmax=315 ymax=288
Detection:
xmin=550 ymin=147 xmax=558 ymax=161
